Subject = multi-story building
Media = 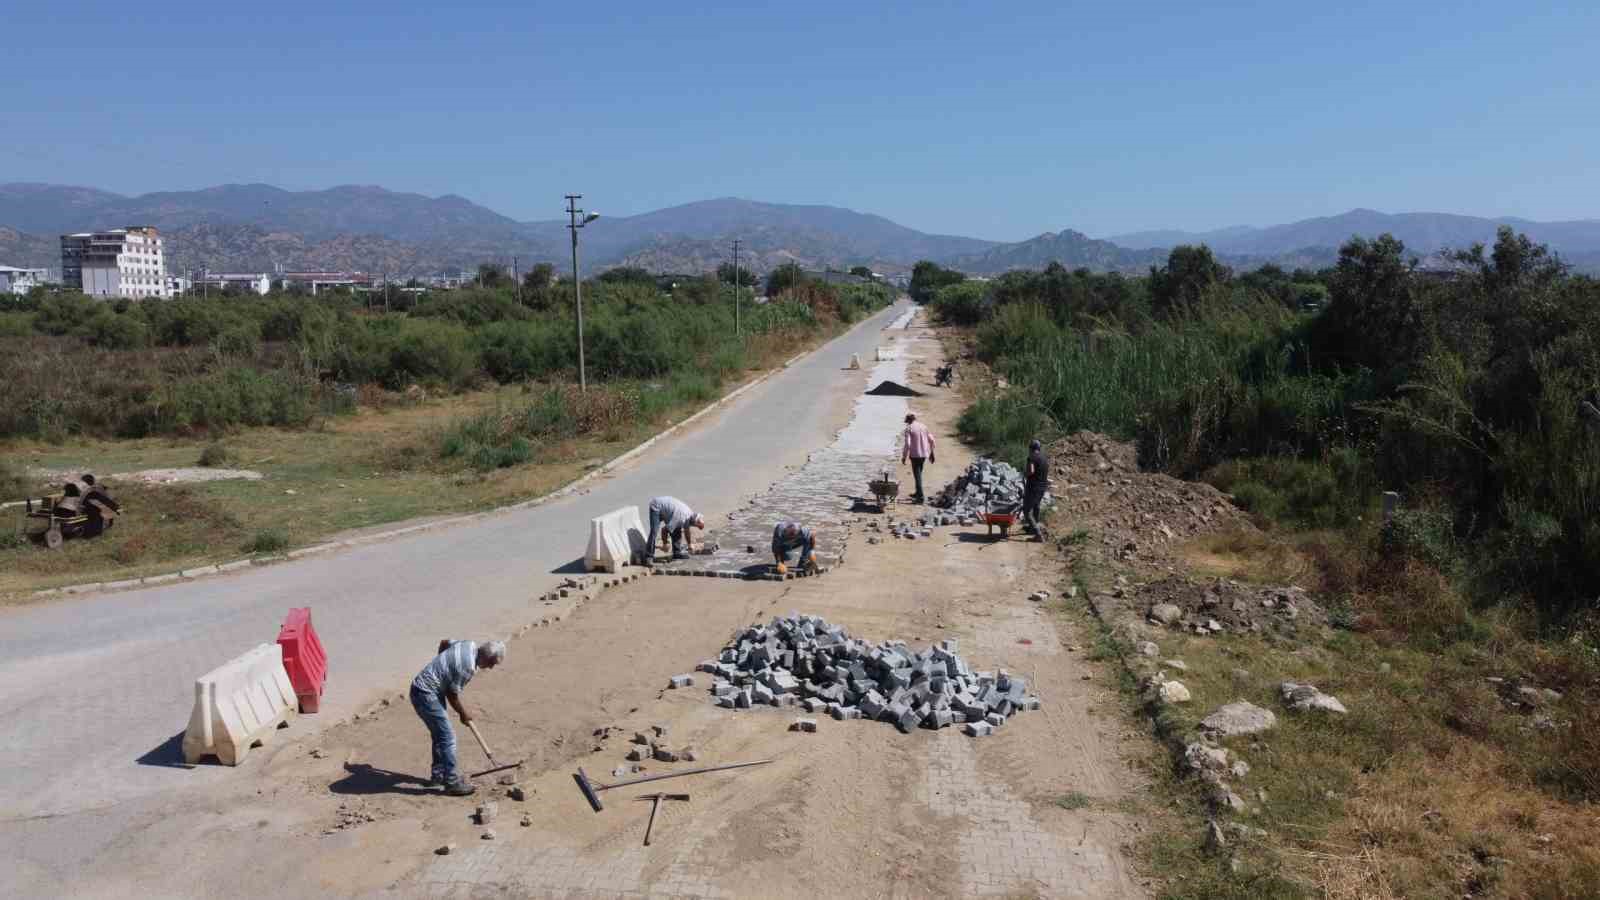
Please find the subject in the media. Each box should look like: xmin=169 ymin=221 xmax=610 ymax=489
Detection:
xmin=194 ymin=273 xmax=272 ymax=295
xmin=60 ymin=226 xmax=170 ymax=298
xmin=0 ymin=265 xmax=50 ymax=294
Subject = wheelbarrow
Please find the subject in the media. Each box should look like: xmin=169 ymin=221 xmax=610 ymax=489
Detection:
xmin=868 ymin=472 xmax=899 ymax=512
xmin=983 ymin=503 xmax=1021 ymax=539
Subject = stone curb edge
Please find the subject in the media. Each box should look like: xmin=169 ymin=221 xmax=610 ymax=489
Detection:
xmin=28 ymin=307 xmax=894 ymax=601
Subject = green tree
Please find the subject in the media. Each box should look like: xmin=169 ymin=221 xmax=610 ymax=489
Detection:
xmin=477 ymin=263 xmax=508 ymax=289
xmin=849 ymin=266 xmax=874 ymax=279
xmin=909 ymin=261 xmax=966 ymax=304
xmin=597 ymin=266 xmax=654 ymax=285
xmin=765 ymin=262 xmax=808 ymax=297
xmin=1148 ymin=245 xmax=1230 ymax=316
xmin=1310 ymin=234 xmax=1420 ymax=378
xmin=716 ymin=262 xmax=757 ymax=287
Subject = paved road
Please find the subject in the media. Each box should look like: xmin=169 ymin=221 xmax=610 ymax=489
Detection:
xmin=0 ymin=301 xmax=910 ymax=822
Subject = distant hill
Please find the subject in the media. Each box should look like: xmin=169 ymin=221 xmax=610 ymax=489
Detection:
xmin=0 ymin=182 xmax=528 ymax=246
xmin=2 ymin=183 xmax=1597 ymax=278
xmin=0 ymin=226 xmax=58 ymax=271
xmin=950 ymin=229 xmax=1167 ymax=275
xmin=1107 ymin=209 xmax=1600 ymax=259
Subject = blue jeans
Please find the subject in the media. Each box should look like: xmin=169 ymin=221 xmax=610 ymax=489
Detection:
xmin=647 ymin=500 xmax=685 ymax=557
xmin=410 ymin=685 xmax=459 ymax=786
xmin=773 ymin=535 xmax=814 ymax=563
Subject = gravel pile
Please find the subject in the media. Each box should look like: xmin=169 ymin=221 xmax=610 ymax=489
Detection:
xmin=695 ymin=613 xmax=1040 ymax=737
xmin=932 ymin=457 xmax=1049 ymax=519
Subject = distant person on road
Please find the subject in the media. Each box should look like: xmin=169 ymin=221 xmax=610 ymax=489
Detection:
xmin=771 ymin=520 xmax=817 ymax=574
xmin=901 ymin=413 xmax=936 ymax=503
xmin=1022 ymin=439 xmax=1050 ymax=539
xmin=644 ymin=496 xmax=706 ymax=563
xmin=410 ymin=639 xmax=505 ymax=796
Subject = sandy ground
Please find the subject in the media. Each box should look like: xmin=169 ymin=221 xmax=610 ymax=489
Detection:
xmin=31 ymin=317 xmax=1151 ymax=899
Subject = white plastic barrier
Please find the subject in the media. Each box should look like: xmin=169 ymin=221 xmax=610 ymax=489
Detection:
xmin=586 ymin=505 xmax=649 ymax=573
xmin=182 ymin=642 xmax=298 ymax=765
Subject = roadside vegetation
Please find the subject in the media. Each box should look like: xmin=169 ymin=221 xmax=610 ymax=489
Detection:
xmin=927 ymin=230 xmax=1600 ymax=897
xmin=0 ymin=267 xmax=894 ymax=595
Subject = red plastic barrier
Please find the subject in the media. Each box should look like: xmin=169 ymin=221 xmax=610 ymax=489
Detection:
xmin=276 ymin=607 xmax=327 ymax=713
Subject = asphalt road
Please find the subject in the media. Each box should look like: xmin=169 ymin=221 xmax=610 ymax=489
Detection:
xmin=0 ymin=300 xmax=911 ymax=823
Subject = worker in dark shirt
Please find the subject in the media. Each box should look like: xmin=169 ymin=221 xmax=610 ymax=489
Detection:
xmin=1022 ymin=439 xmax=1050 ymax=539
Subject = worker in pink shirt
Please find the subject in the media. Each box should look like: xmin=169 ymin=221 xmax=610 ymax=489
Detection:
xmin=901 ymin=413 xmax=936 ymax=504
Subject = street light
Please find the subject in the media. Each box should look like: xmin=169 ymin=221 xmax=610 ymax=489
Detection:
xmin=731 ymin=238 xmax=742 ymax=337
xmin=565 ymin=195 xmax=600 ymax=391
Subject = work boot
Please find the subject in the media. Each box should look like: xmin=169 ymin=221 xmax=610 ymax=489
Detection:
xmin=442 ymin=780 xmax=476 ymax=797
xmin=672 ymin=551 xmax=690 ymax=560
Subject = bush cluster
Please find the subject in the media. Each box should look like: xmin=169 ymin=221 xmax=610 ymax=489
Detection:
xmin=0 ymin=277 xmax=895 ymax=443
xmin=930 ymin=227 xmax=1600 ymax=625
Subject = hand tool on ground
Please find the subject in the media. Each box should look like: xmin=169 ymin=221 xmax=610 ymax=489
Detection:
xmin=636 ymin=793 xmax=689 ymax=845
xmin=465 ymin=720 xmax=526 ymax=779
xmin=573 ymin=759 xmax=772 ymax=812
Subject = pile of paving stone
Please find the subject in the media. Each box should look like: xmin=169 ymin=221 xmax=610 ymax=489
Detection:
xmin=691 ymin=613 xmax=1041 ymax=737
xmin=932 ymin=457 xmax=1048 ymax=519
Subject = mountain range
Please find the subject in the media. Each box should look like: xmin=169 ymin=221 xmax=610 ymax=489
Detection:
xmin=1 ymin=183 xmax=1596 ymax=278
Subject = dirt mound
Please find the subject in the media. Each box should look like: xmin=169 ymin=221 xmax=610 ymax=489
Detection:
xmin=864 ymin=380 xmax=923 ymax=397
xmin=1137 ymin=575 xmax=1327 ymax=637
xmin=1046 ymin=431 xmax=1251 ymax=565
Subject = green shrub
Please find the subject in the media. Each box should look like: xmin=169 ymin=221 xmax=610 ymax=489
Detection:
xmin=0 ymin=312 xmax=33 ymax=337
xmin=198 ymin=443 xmax=231 ymax=467
xmin=243 ymin=528 xmax=290 ymax=554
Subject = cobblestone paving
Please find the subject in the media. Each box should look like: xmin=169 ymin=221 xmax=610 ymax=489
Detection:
xmin=919 ymin=612 xmax=1120 ymax=898
xmin=652 ymin=315 xmax=919 ymax=583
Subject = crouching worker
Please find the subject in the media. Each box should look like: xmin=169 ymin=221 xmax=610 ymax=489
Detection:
xmin=410 ymin=639 xmax=505 ymax=796
xmin=645 ymin=496 xmax=706 ymax=563
xmin=771 ymin=520 xmax=818 ymax=574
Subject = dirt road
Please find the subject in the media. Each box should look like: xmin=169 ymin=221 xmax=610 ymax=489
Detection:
xmin=24 ymin=313 xmax=1149 ymax=898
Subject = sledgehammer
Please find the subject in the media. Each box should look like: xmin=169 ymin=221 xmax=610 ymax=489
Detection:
xmin=573 ymin=759 xmax=772 ymax=812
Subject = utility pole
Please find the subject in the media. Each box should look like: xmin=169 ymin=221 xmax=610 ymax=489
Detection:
xmin=732 ymin=238 xmax=742 ymax=337
xmin=512 ymin=254 xmax=520 ymax=306
xmin=566 ymin=195 xmax=599 ymax=391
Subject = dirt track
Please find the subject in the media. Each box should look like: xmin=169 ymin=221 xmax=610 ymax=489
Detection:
xmin=42 ymin=317 xmax=1150 ymax=898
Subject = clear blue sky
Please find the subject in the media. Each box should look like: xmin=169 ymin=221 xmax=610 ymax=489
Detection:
xmin=6 ymin=1 xmax=1596 ymax=240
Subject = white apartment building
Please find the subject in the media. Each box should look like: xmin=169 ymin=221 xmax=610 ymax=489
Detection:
xmin=0 ymin=265 xmax=49 ymax=294
xmin=60 ymin=226 xmax=171 ymax=298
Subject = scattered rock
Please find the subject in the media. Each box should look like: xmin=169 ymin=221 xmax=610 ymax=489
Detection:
xmin=1163 ymin=659 xmax=1188 ymax=671
xmin=481 ymin=829 xmax=497 ymax=840
xmin=521 ymin=815 xmax=532 ymax=827
xmin=1200 ymin=701 xmax=1278 ymax=737
xmin=310 ymin=748 xmax=326 ymax=759
xmin=1210 ymin=785 xmax=1246 ymax=813
xmin=1280 ymin=681 xmax=1348 ymax=715
xmin=1203 ymin=820 xmax=1228 ymax=854
xmin=497 ymin=773 xmax=518 ymax=786
xmin=508 ymin=786 xmax=527 ymax=802
xmin=653 ymin=747 xmax=679 ymax=763
xmin=1184 ymin=742 xmax=1230 ymax=774
xmin=1229 ymin=760 xmax=1251 ymax=779
xmin=436 ymin=843 xmax=457 ymax=856
xmin=681 ymin=746 xmax=698 ymax=762
xmin=652 ymin=724 xmax=669 ymax=738
xmin=1149 ymin=604 xmax=1182 ymax=626
xmin=1135 ymin=641 xmax=1160 ymax=657
xmin=1157 ymin=680 xmax=1192 ymax=704
xmin=475 ymin=802 xmax=498 ymax=825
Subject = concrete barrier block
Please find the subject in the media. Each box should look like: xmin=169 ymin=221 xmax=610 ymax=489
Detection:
xmin=182 ymin=642 xmax=298 ymax=765
xmin=585 ymin=506 xmax=649 ymax=573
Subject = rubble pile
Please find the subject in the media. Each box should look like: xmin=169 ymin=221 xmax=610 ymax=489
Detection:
xmin=932 ymin=457 xmax=1049 ymax=519
xmin=696 ymin=613 xmax=1041 ymax=737
xmin=1045 ymin=431 xmax=1252 ymax=563
xmin=1138 ymin=575 xmax=1328 ymax=637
